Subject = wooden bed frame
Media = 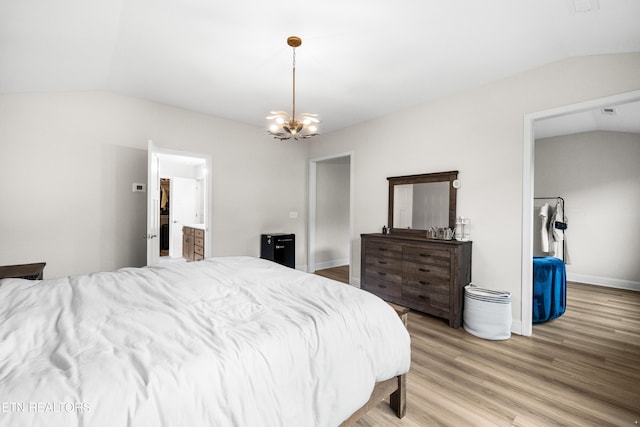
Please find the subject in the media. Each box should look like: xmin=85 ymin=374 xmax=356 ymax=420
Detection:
xmin=339 ymin=374 xmax=407 ymax=426
xmin=339 ymin=303 xmax=409 ymax=426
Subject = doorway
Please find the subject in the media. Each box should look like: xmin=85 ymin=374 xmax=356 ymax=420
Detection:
xmin=308 ymin=152 xmax=354 ymax=283
xmin=520 ymin=89 xmax=640 ymax=336
xmin=147 ymin=141 xmax=211 ymax=266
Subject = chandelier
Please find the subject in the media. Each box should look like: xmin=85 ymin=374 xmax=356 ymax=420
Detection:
xmin=267 ymin=36 xmax=319 ymax=140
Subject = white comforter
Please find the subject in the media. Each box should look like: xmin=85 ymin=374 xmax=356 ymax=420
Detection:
xmin=0 ymin=257 xmax=410 ymax=427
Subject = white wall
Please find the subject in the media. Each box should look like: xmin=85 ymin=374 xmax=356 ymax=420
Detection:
xmin=535 ymin=130 xmax=640 ymax=288
xmin=0 ymin=92 xmax=309 ymax=278
xmin=308 ymin=53 xmax=640 ymax=331
xmin=315 ymin=158 xmax=350 ymax=268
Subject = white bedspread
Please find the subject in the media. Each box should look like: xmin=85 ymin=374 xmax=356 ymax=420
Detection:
xmin=0 ymin=257 xmax=410 ymax=427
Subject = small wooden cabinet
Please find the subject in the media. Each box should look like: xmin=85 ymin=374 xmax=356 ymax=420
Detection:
xmin=183 ymin=226 xmax=205 ymax=262
xmin=361 ymin=233 xmax=472 ymax=328
xmin=0 ymin=262 xmax=46 ymax=280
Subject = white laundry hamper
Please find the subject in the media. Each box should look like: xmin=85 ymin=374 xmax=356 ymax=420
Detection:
xmin=463 ymin=284 xmax=512 ymax=340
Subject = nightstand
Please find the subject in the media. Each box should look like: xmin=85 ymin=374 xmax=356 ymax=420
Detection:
xmin=0 ymin=262 xmax=46 ymax=280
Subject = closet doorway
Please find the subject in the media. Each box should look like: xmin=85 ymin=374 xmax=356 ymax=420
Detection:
xmin=147 ymin=141 xmax=211 ymax=266
xmin=308 ymin=152 xmax=354 ymax=283
xmin=521 ymin=89 xmax=640 ymax=336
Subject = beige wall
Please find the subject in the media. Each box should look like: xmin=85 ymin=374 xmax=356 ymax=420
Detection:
xmin=2 ymin=53 xmax=639 ymax=330
xmin=0 ymin=92 xmax=309 ymax=277
xmin=308 ymin=53 xmax=640 ymax=331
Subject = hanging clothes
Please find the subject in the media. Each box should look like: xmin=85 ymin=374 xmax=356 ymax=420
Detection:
xmin=539 ymin=203 xmax=550 ymax=253
xmin=549 ymin=200 xmax=563 ymax=260
xmin=550 ymin=199 xmax=571 ymax=264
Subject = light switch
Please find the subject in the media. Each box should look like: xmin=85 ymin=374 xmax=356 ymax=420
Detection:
xmin=289 ymin=211 xmax=298 ymax=219
xmin=132 ymin=183 xmax=146 ymax=192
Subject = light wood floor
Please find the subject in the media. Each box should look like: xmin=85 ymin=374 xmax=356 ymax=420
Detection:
xmin=315 ymin=266 xmax=640 ymax=426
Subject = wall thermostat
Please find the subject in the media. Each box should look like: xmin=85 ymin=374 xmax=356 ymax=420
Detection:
xmin=132 ymin=183 xmax=146 ymax=192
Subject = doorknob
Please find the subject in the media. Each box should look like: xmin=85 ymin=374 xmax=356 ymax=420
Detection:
xmin=143 ymin=234 xmax=158 ymax=239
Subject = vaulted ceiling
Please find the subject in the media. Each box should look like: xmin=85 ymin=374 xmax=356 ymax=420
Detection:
xmin=1 ymin=0 xmax=639 ymax=135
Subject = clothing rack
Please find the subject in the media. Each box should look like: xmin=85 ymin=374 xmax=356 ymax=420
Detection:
xmin=534 ymin=196 xmax=567 ymax=263
xmin=534 ymin=196 xmax=565 ymax=204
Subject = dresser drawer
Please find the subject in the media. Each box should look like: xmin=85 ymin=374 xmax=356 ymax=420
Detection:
xmin=402 ymin=284 xmax=449 ymax=314
xmin=403 ymin=245 xmax=450 ymax=267
xmin=363 ymin=259 xmax=402 ymax=283
xmin=194 ymin=244 xmax=204 ymax=256
xmin=364 ymin=240 xmax=403 ymax=259
xmin=194 ymin=229 xmax=204 ymax=239
xmin=194 ymin=237 xmax=204 ymax=247
xmin=362 ymin=276 xmax=402 ymax=300
xmin=403 ymin=261 xmax=450 ymax=283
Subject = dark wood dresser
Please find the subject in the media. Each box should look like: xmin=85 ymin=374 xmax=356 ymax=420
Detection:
xmin=361 ymin=233 xmax=472 ymax=328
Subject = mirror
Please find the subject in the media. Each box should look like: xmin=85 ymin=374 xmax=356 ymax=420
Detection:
xmin=388 ymin=171 xmax=458 ymax=235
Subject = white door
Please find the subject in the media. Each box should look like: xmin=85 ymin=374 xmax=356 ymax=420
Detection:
xmin=146 ymin=140 xmax=160 ymax=266
xmin=169 ymin=177 xmax=198 ymax=258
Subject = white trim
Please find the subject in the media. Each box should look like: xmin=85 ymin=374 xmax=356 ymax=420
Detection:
xmin=308 ymin=160 xmax=317 ymax=273
xmin=567 ymin=274 xmax=640 ymax=292
xmin=308 ymin=152 xmax=354 ymax=284
xmin=521 ymin=89 xmax=640 ymax=337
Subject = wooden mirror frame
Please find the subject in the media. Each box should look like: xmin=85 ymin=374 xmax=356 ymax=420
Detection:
xmin=387 ymin=170 xmax=458 ymax=236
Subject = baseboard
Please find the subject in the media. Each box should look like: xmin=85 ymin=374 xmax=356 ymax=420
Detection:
xmin=314 ymin=259 xmax=349 ymax=271
xmin=510 ymin=319 xmax=523 ymax=336
xmin=567 ymin=273 xmax=640 ymax=291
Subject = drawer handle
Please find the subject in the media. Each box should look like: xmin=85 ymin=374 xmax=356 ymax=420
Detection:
xmin=378 ymin=248 xmax=388 ymax=252
xmin=419 ymin=268 xmax=430 ymax=273
xmin=418 ymin=295 xmax=427 ymax=300
xmin=378 ymin=284 xmax=387 ymax=289
xmin=420 ymin=253 xmax=431 ymax=257
xmin=418 ymin=280 xmax=429 ymax=286
xmin=378 ymin=272 xmax=387 ymax=276
xmin=378 ymin=260 xmax=387 ymax=265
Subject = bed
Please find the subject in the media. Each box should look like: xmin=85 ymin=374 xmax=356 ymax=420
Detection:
xmin=0 ymin=256 xmax=410 ymax=426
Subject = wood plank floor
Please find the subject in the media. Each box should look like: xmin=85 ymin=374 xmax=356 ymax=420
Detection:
xmin=315 ymin=267 xmax=640 ymax=426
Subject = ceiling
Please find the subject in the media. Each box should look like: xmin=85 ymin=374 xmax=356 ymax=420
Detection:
xmin=1 ymin=0 xmax=639 ymax=135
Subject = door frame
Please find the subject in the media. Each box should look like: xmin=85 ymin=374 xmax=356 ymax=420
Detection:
xmin=147 ymin=141 xmax=212 ymax=266
xmin=308 ymin=151 xmax=354 ymax=282
xmin=520 ymin=89 xmax=640 ymax=336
